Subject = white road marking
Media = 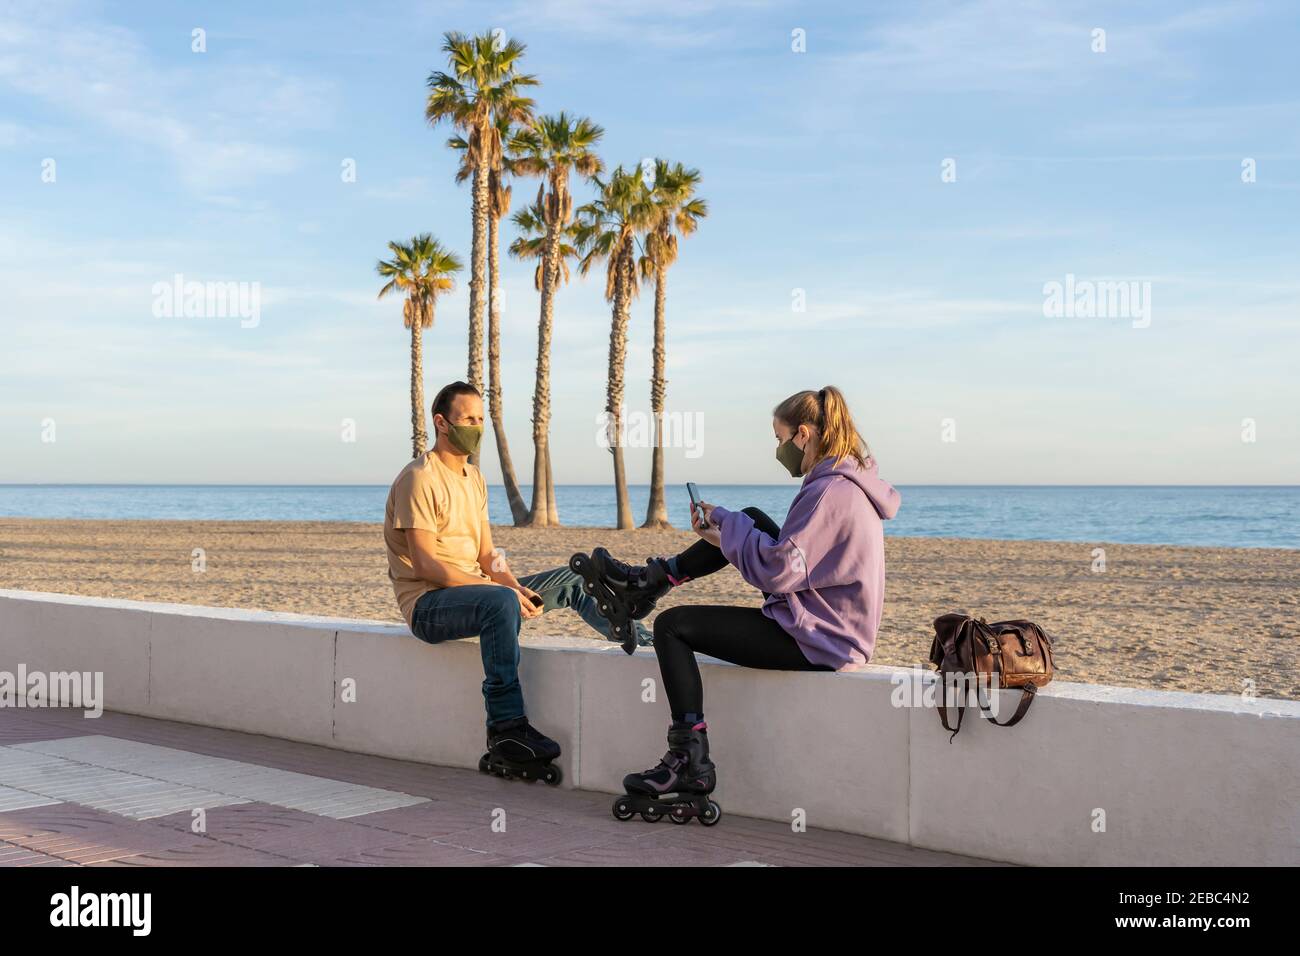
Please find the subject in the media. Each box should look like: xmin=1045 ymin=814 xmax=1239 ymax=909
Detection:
xmin=3 ymin=736 xmax=429 ymax=820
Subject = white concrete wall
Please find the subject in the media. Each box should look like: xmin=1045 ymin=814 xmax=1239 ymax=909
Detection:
xmin=1 ymin=589 xmax=1296 ymax=866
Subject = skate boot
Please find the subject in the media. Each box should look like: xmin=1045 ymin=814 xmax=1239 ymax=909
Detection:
xmin=569 ymin=548 xmax=676 ymax=655
xmin=478 ymin=717 xmax=563 ymax=786
xmin=611 ymin=724 xmax=722 ymax=826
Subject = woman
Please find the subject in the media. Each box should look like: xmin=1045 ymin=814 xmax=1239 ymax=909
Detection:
xmin=589 ymin=386 xmax=900 ymax=816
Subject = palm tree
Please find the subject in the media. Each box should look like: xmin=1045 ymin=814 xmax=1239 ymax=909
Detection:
xmin=425 ymin=30 xmax=537 ymax=464
xmin=639 ymin=161 xmax=707 ymax=528
xmin=510 ymin=200 xmax=580 ymax=291
xmin=575 ymin=166 xmax=656 ymax=529
xmin=509 ymin=113 xmax=605 ymax=526
xmin=376 ymin=235 xmax=463 ymax=458
xmin=450 ymin=116 xmax=530 ymax=523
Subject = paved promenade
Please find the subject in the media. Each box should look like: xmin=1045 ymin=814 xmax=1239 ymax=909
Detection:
xmin=0 ymin=707 xmax=999 ymax=867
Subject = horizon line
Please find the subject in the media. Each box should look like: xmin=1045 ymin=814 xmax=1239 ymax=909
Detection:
xmin=2 ymin=483 xmax=1298 ymax=490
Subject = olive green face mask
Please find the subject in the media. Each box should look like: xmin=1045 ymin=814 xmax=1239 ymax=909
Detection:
xmin=775 ymin=438 xmax=805 ymax=478
xmin=445 ymin=423 xmax=483 ymax=457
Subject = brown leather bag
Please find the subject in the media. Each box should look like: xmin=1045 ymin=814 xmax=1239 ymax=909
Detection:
xmin=929 ymin=613 xmax=1055 ymax=740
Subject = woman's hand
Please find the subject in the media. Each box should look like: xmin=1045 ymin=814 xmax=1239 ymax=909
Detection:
xmin=692 ymin=501 xmax=722 ymax=546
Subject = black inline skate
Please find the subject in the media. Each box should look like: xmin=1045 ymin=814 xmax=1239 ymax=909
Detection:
xmin=612 ymin=724 xmax=721 ymax=826
xmin=478 ymin=717 xmax=563 ymax=786
xmin=569 ymin=548 xmax=674 ymax=654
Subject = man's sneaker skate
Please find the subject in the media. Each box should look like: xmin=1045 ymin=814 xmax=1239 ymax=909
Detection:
xmin=478 ymin=717 xmax=563 ymax=785
xmin=569 ymin=547 xmax=674 ymax=654
xmin=569 ymin=549 xmax=664 ymax=653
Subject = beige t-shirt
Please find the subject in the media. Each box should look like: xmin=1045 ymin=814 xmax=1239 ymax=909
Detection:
xmin=384 ymin=452 xmax=491 ymax=627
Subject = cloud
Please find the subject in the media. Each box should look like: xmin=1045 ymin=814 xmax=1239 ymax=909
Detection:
xmin=493 ymin=0 xmax=773 ymax=49
xmin=827 ymin=0 xmax=1257 ymax=95
xmin=0 ymin=1 xmax=331 ymax=190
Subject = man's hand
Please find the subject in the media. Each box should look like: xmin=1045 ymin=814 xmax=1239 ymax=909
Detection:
xmin=516 ymin=585 xmax=543 ymax=619
xmin=692 ymin=501 xmax=722 ymax=547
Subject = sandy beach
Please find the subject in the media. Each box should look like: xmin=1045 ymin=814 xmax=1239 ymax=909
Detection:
xmin=0 ymin=518 xmax=1295 ymax=701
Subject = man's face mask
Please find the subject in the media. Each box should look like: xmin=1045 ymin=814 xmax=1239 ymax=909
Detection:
xmin=775 ymin=435 xmax=805 ymax=478
xmin=445 ymin=422 xmax=483 ymax=457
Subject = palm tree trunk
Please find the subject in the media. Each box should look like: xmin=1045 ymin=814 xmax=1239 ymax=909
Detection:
xmin=643 ymin=271 xmax=670 ymax=527
xmin=546 ymin=442 xmax=559 ymax=526
xmin=488 ymin=212 xmax=529 ymax=524
xmin=607 ymin=244 xmax=634 ymax=530
xmin=467 ymin=156 xmax=489 ymax=466
xmin=410 ymin=308 xmax=428 ymax=459
xmin=527 ymin=227 xmax=560 ymax=526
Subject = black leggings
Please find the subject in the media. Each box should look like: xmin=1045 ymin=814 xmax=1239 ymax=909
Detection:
xmin=653 ymin=507 xmax=832 ymax=719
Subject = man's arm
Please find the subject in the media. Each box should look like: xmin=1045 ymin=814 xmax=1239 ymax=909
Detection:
xmin=477 ymin=522 xmax=542 ymax=619
xmin=477 ymin=521 xmax=521 ymax=587
xmin=407 ymin=529 xmax=501 ymax=588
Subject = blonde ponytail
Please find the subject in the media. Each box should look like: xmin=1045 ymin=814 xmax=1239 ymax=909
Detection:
xmin=773 ymin=386 xmax=870 ymax=468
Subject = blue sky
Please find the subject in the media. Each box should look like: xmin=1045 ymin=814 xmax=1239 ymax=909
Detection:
xmin=1 ymin=0 xmax=1297 ymax=486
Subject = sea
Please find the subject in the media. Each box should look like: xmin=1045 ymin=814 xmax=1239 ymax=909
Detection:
xmin=0 ymin=484 xmax=1297 ymax=549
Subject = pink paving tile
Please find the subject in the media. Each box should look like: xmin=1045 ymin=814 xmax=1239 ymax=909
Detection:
xmin=88 ymin=840 xmax=293 ymax=867
xmin=0 ymin=804 xmax=213 ymax=864
xmin=0 ymin=842 xmax=77 ymax=867
xmin=146 ymin=802 xmax=413 ymax=861
xmin=434 ymin=814 xmax=616 ymax=862
xmin=670 ymin=814 xmax=1005 ymax=867
xmin=348 ymin=800 xmax=513 ymax=840
xmin=534 ymin=829 xmax=751 ymax=867
xmin=326 ymin=836 xmax=497 ymax=867
xmin=0 ymin=709 xmax=93 ymax=744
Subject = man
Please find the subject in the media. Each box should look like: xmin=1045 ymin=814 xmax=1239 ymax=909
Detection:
xmin=383 ymin=381 xmax=649 ymax=772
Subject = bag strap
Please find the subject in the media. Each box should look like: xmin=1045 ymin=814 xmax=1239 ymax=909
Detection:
xmin=934 ymin=617 xmax=974 ymax=742
xmin=980 ymin=683 xmax=1037 ymax=727
xmin=937 ymin=687 xmax=964 ymax=743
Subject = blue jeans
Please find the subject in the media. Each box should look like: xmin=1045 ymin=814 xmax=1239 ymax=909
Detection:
xmin=409 ymin=566 xmax=650 ymax=726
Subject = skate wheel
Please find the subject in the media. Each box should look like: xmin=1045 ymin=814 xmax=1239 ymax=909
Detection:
xmin=569 ymin=555 xmax=583 ymax=573
xmin=612 ymin=797 xmax=635 ymax=821
xmin=699 ymin=801 xmax=722 ymax=827
xmin=542 ymin=764 xmax=562 ymax=786
xmin=477 ymin=754 xmax=490 ymax=774
xmin=583 ymin=581 xmax=596 ymax=595
xmin=669 ymin=806 xmax=691 ymax=825
xmin=639 ymin=807 xmax=662 ymax=823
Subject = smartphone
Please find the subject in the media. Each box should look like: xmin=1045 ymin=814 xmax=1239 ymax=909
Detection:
xmin=529 ymin=593 xmax=544 ymax=608
xmin=686 ymin=482 xmax=707 ymax=529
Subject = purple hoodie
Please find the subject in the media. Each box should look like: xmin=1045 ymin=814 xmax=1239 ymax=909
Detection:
xmin=710 ymin=456 xmax=900 ymax=670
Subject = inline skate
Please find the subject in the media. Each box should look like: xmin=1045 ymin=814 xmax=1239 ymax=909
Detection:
xmin=478 ymin=717 xmax=563 ymax=786
xmin=612 ymin=724 xmax=721 ymax=826
xmin=569 ymin=548 xmax=674 ymax=654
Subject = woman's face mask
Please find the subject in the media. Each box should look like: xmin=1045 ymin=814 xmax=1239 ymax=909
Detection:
xmin=775 ymin=433 xmax=806 ymax=478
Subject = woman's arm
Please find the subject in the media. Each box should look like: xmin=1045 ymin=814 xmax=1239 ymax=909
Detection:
xmin=711 ymin=486 xmax=834 ymax=594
